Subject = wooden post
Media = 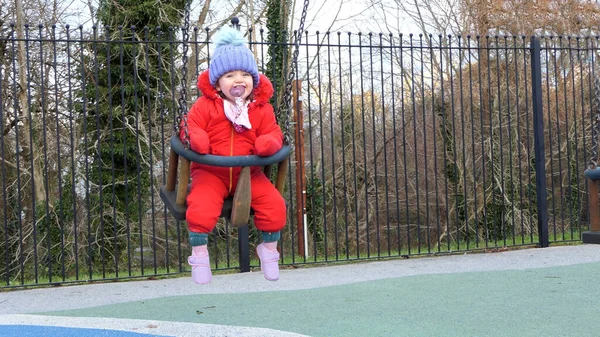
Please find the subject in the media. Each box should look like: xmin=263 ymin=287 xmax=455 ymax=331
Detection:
xmin=230 ymin=166 xmax=252 ymax=228
xmin=589 ymin=179 xmax=600 ymax=232
xmin=275 ymin=158 xmax=288 ymax=195
xmin=293 ymin=80 xmax=307 ymax=257
xmin=166 ymin=148 xmax=179 ymax=191
xmin=176 ymin=157 xmax=190 ymax=205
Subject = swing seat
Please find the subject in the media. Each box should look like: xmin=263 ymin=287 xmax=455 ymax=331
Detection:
xmin=584 ymin=166 xmax=600 ymax=244
xmin=159 ymin=185 xmax=248 ymax=221
xmin=160 ymin=135 xmax=291 ymax=227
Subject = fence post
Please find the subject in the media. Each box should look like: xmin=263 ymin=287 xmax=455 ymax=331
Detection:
xmin=293 ymin=80 xmax=308 ymax=258
xmin=530 ymin=36 xmax=549 ymax=247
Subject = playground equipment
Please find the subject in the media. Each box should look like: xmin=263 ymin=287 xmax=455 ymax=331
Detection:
xmin=584 ymin=77 xmax=600 ymax=244
xmin=159 ymin=0 xmax=310 ymax=271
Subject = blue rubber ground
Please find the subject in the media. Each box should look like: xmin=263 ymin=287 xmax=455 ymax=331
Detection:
xmin=0 ymin=325 xmax=161 ymax=337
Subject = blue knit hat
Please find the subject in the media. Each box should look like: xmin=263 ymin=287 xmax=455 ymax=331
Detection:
xmin=209 ymin=26 xmax=260 ymax=88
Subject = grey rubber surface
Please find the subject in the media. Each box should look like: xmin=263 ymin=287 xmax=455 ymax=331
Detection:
xmin=1 ymin=244 xmax=600 ymax=337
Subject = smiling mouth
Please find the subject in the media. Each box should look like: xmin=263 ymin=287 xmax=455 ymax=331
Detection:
xmin=230 ymin=86 xmax=245 ymax=97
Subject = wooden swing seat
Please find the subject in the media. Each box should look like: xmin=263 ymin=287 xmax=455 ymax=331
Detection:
xmin=159 ymin=185 xmax=246 ymax=221
xmin=159 ymin=135 xmax=291 ymax=226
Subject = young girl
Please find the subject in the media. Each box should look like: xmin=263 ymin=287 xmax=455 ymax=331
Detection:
xmin=181 ymin=26 xmax=286 ymax=284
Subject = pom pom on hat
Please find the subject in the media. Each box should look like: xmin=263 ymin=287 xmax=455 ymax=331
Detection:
xmin=209 ymin=26 xmax=260 ymax=87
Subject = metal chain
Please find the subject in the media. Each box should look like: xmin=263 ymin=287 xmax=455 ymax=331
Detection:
xmin=278 ymin=0 xmax=310 ymax=145
xmin=177 ymin=0 xmax=192 ymax=149
xmin=589 ymin=75 xmax=600 ymax=169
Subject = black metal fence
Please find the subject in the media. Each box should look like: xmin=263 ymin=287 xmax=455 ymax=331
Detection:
xmin=0 ymin=25 xmax=596 ymax=288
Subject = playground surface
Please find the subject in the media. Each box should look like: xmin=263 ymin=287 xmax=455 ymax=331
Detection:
xmin=1 ymin=244 xmax=600 ymax=337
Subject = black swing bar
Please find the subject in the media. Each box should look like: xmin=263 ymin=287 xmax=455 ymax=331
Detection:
xmin=170 ymin=135 xmax=291 ymax=167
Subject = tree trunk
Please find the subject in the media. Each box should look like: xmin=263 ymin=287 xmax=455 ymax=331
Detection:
xmin=16 ymin=0 xmax=46 ymax=205
xmin=187 ymin=0 xmax=246 ymax=90
xmin=469 ymin=0 xmax=491 ymax=126
xmin=248 ymin=0 xmax=258 ymax=56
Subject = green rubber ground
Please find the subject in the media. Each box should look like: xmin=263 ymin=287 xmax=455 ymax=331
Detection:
xmin=43 ymin=261 xmax=600 ymax=337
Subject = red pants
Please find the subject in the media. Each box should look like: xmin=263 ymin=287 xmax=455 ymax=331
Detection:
xmin=186 ymin=168 xmax=286 ymax=234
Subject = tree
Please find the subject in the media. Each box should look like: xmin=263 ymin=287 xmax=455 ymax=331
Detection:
xmin=1 ymin=0 xmax=89 ymax=283
xmin=76 ymin=0 xmax=186 ymax=273
xmin=265 ymin=0 xmax=291 ymax=109
xmin=363 ymin=0 xmax=600 ymax=244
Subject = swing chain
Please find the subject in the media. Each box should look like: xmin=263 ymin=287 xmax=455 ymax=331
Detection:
xmin=177 ymin=0 xmax=192 ymax=149
xmin=589 ymin=75 xmax=600 ymax=169
xmin=278 ymin=0 xmax=310 ymax=145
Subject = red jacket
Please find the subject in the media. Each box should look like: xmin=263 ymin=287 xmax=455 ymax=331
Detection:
xmin=181 ymin=71 xmax=283 ymax=193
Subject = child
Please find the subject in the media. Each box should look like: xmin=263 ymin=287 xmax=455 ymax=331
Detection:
xmin=181 ymin=26 xmax=286 ymax=284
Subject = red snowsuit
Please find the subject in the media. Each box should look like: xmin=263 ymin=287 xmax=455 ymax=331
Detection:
xmin=181 ymin=70 xmax=286 ymax=235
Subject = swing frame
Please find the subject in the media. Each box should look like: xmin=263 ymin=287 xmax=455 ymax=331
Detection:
xmin=159 ymin=11 xmax=297 ymax=227
xmin=160 ymin=136 xmax=291 ymax=225
xmin=584 ymin=169 xmax=600 ymax=243
xmin=159 ymin=0 xmax=309 ymax=272
xmin=159 ymin=1 xmax=310 ymax=271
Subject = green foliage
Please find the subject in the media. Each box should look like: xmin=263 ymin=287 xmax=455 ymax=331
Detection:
xmin=0 ymin=188 xmax=21 ymax=283
xmin=437 ymin=100 xmax=467 ymax=226
xmin=97 ymin=0 xmax=186 ymax=29
xmin=265 ymin=0 xmax=290 ymax=110
xmin=306 ymin=172 xmax=324 ymax=244
xmin=565 ymin=137 xmax=583 ymax=229
xmin=71 ymin=0 xmax=186 ymax=275
xmin=30 ymin=176 xmax=76 ymax=279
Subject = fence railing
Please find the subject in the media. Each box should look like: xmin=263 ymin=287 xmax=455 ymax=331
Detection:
xmin=0 ymin=25 xmax=596 ymax=288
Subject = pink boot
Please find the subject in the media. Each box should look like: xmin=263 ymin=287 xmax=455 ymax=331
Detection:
xmin=188 ymin=251 xmax=212 ymax=284
xmin=256 ymin=243 xmax=280 ymax=281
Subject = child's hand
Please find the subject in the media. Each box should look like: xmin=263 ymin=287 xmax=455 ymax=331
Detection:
xmin=255 ymin=134 xmax=281 ymax=157
xmin=189 ymin=129 xmax=210 ymax=154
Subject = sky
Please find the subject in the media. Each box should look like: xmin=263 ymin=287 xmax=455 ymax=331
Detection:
xmin=60 ymin=0 xmax=419 ymax=35
xmin=293 ymin=0 xmax=418 ymax=34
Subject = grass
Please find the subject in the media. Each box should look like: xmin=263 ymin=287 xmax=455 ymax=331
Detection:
xmin=282 ymin=229 xmax=583 ymax=264
xmin=2 ymin=231 xmax=584 ymax=290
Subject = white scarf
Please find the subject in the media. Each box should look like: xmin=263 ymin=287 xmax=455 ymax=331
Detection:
xmin=223 ymin=99 xmax=252 ymax=131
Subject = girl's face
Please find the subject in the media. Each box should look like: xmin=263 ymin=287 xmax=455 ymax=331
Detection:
xmin=215 ymin=70 xmax=254 ymax=103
